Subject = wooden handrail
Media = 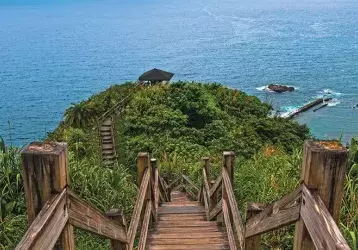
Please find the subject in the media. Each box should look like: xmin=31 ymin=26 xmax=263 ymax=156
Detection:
xmin=300 ymin=185 xmax=350 ymax=250
xmin=202 ymin=168 xmax=211 ymax=219
xmin=16 ymin=189 xmax=68 ymax=250
xmin=127 ymin=168 xmax=151 ymax=249
xmin=182 ymin=174 xmax=200 ymax=192
xmin=245 ymin=186 xmax=302 ymax=238
xmin=222 ymin=199 xmax=237 ymax=250
xmin=97 ymin=86 xmax=138 ymax=123
xmin=210 ymin=174 xmax=222 ymax=197
xmin=138 ymin=200 xmax=152 ymax=250
xmin=222 ymin=167 xmax=245 ymax=249
xmin=68 ymin=189 xmax=127 ymax=242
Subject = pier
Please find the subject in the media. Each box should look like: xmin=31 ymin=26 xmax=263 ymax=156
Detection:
xmin=286 ymin=97 xmax=332 ymax=119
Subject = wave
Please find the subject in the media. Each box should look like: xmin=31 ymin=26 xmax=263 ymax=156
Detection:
xmin=278 ymin=106 xmax=300 ymax=118
xmin=326 ymin=99 xmax=341 ymax=107
xmin=322 ymin=89 xmax=342 ymax=96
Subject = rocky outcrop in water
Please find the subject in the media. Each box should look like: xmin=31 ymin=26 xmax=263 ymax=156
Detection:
xmin=268 ymin=84 xmax=295 ymax=93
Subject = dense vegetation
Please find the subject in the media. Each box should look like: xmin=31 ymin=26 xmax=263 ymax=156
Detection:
xmin=1 ymin=82 xmax=357 ymax=249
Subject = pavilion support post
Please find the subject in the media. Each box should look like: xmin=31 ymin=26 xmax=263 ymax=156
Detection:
xmin=293 ymin=140 xmax=348 ymax=250
xmin=21 ymin=142 xmax=74 ymax=250
xmin=244 ymin=203 xmax=265 ymax=250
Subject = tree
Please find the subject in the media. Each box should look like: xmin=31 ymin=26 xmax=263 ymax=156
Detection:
xmin=64 ymin=101 xmax=96 ymax=128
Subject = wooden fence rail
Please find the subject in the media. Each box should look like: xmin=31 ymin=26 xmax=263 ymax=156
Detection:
xmin=198 ymin=141 xmax=351 ymax=250
xmin=16 ymin=142 xmax=170 ymax=250
xmin=16 ymin=139 xmax=351 ymax=250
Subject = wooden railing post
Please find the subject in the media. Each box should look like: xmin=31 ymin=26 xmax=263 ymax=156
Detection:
xmin=293 ymin=140 xmax=348 ymax=250
xmin=221 ymin=151 xmax=235 ymax=227
xmin=223 ymin=151 xmax=235 ymax=185
xmin=106 ymin=208 xmax=128 ymax=250
xmin=137 ymin=152 xmax=152 ymax=228
xmin=21 ymin=142 xmax=74 ymax=250
xmin=137 ymin=152 xmax=150 ymax=187
xmin=202 ymin=157 xmax=210 ymax=183
xmin=151 ymin=158 xmax=159 ymax=222
xmin=244 ymin=203 xmax=265 ymax=250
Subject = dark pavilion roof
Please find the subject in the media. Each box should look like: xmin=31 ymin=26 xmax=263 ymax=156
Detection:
xmin=138 ymin=68 xmax=174 ymax=81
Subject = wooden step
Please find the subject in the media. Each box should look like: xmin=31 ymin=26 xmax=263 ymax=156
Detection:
xmin=154 ymin=221 xmax=218 ymax=227
xmin=102 ymin=119 xmax=112 ymax=126
xmin=148 ymin=238 xmax=228 ymax=245
xmin=101 ymin=144 xmax=114 ymax=149
xmin=150 ymin=226 xmax=223 ymax=234
xmin=160 ymin=202 xmax=202 ymax=207
xmin=102 ymin=155 xmax=116 ymax=160
xmin=148 ymin=232 xmax=227 ymax=239
xmin=158 ymin=214 xmax=206 ymax=221
xmin=158 ymin=206 xmax=205 ymax=214
xmin=147 ymin=244 xmax=229 ymax=250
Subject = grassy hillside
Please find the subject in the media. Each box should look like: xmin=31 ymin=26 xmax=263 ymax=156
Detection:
xmin=1 ymin=82 xmax=356 ymax=249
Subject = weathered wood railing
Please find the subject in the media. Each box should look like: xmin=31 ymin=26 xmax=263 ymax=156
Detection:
xmin=16 ymin=142 xmax=169 ymax=250
xmin=167 ymin=171 xmax=200 ymax=200
xmin=198 ymin=140 xmax=351 ymax=250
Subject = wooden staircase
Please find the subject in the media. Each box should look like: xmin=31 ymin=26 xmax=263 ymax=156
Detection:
xmin=99 ymin=117 xmax=117 ymax=165
xmin=16 ymin=144 xmax=352 ymax=250
xmin=147 ymin=191 xmax=229 ymax=250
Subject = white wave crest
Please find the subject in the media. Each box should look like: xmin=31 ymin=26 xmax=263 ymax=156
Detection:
xmin=327 ymin=99 xmax=341 ymax=107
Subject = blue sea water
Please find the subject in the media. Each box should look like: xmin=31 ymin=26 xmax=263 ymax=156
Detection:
xmin=0 ymin=0 xmax=357 ymax=146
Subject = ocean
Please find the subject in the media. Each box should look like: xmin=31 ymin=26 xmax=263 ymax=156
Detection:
xmin=0 ymin=0 xmax=357 ymax=146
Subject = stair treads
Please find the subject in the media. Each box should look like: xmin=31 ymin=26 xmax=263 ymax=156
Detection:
xmin=154 ymin=221 xmax=218 ymax=227
xmin=147 ymin=244 xmax=229 ymax=250
xmin=161 ymin=202 xmax=202 ymax=207
xmin=148 ymin=238 xmax=228 ymax=245
xmin=150 ymin=226 xmax=223 ymax=233
xmin=158 ymin=206 xmax=205 ymax=214
xmin=158 ymin=214 xmax=206 ymax=221
xmin=148 ymin=232 xmax=227 ymax=239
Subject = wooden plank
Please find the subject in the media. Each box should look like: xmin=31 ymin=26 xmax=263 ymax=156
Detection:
xmin=300 ymin=185 xmax=350 ymax=250
xmin=68 ymin=190 xmax=127 ymax=242
xmin=222 ymin=168 xmax=245 ymax=249
xmin=222 ymin=199 xmax=237 ymax=250
xmin=150 ymin=226 xmax=222 ymax=233
xmin=16 ymin=189 xmax=68 ymax=250
xmin=148 ymin=232 xmax=227 ymax=239
xmin=210 ymin=175 xmax=222 ymax=197
xmin=127 ymin=168 xmax=150 ymax=249
xmin=21 ymin=142 xmax=74 ymax=249
xmin=154 ymin=221 xmax=219 ymax=227
xmin=161 ymin=202 xmax=202 ymax=207
xmin=209 ymin=199 xmax=222 ymax=221
xmin=245 ymin=186 xmax=301 ymax=237
xmin=203 ymin=187 xmax=210 ymax=220
xmin=138 ymin=201 xmax=152 ymax=250
xmin=138 ymin=152 xmax=150 ymax=186
xmin=169 ymin=175 xmax=183 ymax=189
xmin=244 ymin=203 xmax=265 ymax=250
xmin=148 ymin=238 xmax=228 ymax=245
xmin=294 ymin=140 xmax=348 ymax=250
xmin=182 ymin=174 xmax=199 ymax=192
xmin=153 ymin=167 xmax=159 ymax=222
xmin=203 ymin=168 xmax=211 ymax=216
xmin=147 ymin=243 xmax=230 ymax=250
xmin=158 ymin=206 xmax=205 ymax=214
xmin=106 ymin=208 xmax=127 ymax=250
xmin=158 ymin=214 xmax=206 ymax=221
